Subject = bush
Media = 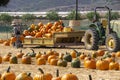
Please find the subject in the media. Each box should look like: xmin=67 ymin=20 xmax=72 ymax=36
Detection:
xmin=66 ymin=10 xmax=81 ymax=20
xmin=46 ymin=10 xmax=60 ymax=21
xmin=105 ymin=12 xmax=119 ymax=20
xmin=86 ymin=12 xmax=100 ymax=21
xmin=0 ymin=13 xmax=13 ymax=24
xmin=21 ymin=14 xmax=36 ymax=22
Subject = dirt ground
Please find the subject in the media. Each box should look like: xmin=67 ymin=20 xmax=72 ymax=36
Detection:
xmin=0 ymin=44 xmax=120 ymax=80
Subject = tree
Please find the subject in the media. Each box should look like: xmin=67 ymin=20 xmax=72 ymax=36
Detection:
xmin=66 ymin=10 xmax=81 ymax=20
xmin=0 ymin=13 xmax=13 ymax=25
xmin=46 ymin=10 xmax=60 ymax=21
xmin=21 ymin=14 xmax=36 ymax=26
xmin=0 ymin=0 xmax=10 ymax=6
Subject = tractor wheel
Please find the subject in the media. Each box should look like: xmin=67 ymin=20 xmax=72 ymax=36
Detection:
xmin=105 ymin=33 xmax=120 ymax=52
xmin=84 ymin=28 xmax=99 ymax=50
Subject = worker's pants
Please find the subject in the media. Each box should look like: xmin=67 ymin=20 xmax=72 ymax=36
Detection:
xmin=14 ymin=35 xmax=22 ymax=48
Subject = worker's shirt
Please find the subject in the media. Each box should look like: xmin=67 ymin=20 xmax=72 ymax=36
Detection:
xmin=13 ymin=26 xmax=21 ymax=35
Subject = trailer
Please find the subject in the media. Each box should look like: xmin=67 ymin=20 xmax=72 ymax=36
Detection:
xmin=22 ymin=30 xmax=85 ymax=47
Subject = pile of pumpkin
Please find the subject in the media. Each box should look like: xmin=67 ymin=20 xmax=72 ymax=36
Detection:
xmin=0 ymin=66 xmax=80 ymax=80
xmin=23 ymin=20 xmax=73 ymax=38
xmin=1 ymin=48 xmax=120 ymax=70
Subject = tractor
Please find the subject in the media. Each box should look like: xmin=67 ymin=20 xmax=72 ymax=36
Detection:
xmin=83 ymin=6 xmax=120 ymax=52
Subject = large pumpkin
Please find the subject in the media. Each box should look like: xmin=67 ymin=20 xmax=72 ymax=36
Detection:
xmin=1 ymin=66 xmax=16 ymax=80
xmin=33 ymin=68 xmax=53 ymax=80
xmin=61 ymin=73 xmax=78 ymax=80
xmin=16 ymin=50 xmax=24 ymax=58
xmin=109 ymin=60 xmax=119 ymax=70
xmin=15 ymin=72 xmax=33 ymax=80
xmin=36 ymin=57 xmax=46 ymax=65
xmin=9 ymin=56 xmax=18 ymax=64
xmin=35 ymin=52 xmax=42 ymax=59
xmin=57 ymin=59 xmax=67 ymax=67
xmin=63 ymin=52 xmax=72 ymax=62
xmin=52 ymin=69 xmax=61 ymax=80
xmin=21 ymin=54 xmax=31 ymax=64
xmin=71 ymin=58 xmax=80 ymax=68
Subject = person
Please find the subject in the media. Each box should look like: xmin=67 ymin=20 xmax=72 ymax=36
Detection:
xmin=11 ymin=20 xmax=22 ymax=48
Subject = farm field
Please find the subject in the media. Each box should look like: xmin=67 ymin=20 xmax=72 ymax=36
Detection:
xmin=0 ymin=44 xmax=120 ymax=80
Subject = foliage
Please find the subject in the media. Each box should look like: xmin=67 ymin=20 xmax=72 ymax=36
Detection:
xmin=46 ymin=10 xmax=60 ymax=21
xmin=0 ymin=13 xmax=13 ymax=25
xmin=21 ymin=14 xmax=36 ymax=22
xmin=105 ymin=12 xmax=120 ymax=20
xmin=66 ymin=10 xmax=81 ymax=20
xmin=86 ymin=12 xmax=100 ymax=21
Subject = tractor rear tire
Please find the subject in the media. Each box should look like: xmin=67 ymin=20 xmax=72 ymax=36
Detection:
xmin=105 ymin=33 xmax=120 ymax=52
xmin=84 ymin=28 xmax=99 ymax=50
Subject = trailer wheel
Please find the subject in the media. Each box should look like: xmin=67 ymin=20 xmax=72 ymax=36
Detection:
xmin=84 ymin=28 xmax=99 ymax=50
xmin=106 ymin=33 xmax=120 ymax=52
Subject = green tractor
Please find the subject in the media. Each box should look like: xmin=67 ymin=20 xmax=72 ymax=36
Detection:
xmin=84 ymin=6 xmax=120 ymax=52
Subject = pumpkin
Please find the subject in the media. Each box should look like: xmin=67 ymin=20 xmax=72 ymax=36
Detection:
xmin=52 ymin=69 xmax=61 ymax=80
xmin=71 ymin=58 xmax=80 ymax=68
xmin=115 ymin=51 xmax=120 ymax=57
xmin=97 ymin=50 xmax=105 ymax=56
xmin=3 ymin=41 xmax=10 ymax=46
xmin=50 ymin=58 xmax=58 ymax=66
xmin=84 ymin=57 xmax=96 ymax=69
xmin=70 ymin=49 xmax=77 ymax=58
xmin=53 ymin=51 xmax=59 ymax=56
xmin=61 ymin=73 xmax=78 ymax=80
xmin=96 ymin=59 xmax=109 ymax=70
xmin=63 ymin=52 xmax=72 ymax=62
xmin=1 ymin=66 xmax=16 ymax=80
xmin=47 ymin=55 xmax=57 ymax=63
xmin=38 ymin=22 xmax=43 ymax=27
xmin=15 ymin=72 xmax=33 ymax=80
xmin=10 ymin=37 xmax=16 ymax=43
xmin=109 ymin=59 xmax=119 ymax=70
xmin=79 ymin=53 xmax=86 ymax=60
xmin=19 ymin=35 xmax=24 ymax=41
xmin=35 ymin=52 xmax=42 ymax=59
xmin=36 ymin=57 xmax=46 ymax=65
xmin=9 ymin=56 xmax=18 ymax=64
xmin=104 ymin=57 xmax=114 ymax=63
xmin=21 ymin=54 xmax=31 ymax=64
xmin=40 ymin=52 xmax=48 ymax=60
xmin=57 ymin=59 xmax=67 ymax=67
xmin=27 ymin=49 xmax=36 ymax=57
xmin=23 ymin=30 xmax=30 ymax=36
xmin=33 ymin=68 xmax=53 ymax=80
xmin=0 ymin=55 xmax=2 ymax=64
xmin=46 ymin=49 xmax=54 ymax=56
xmin=35 ymin=32 xmax=42 ymax=38
xmin=3 ymin=52 xmax=12 ymax=62
xmin=16 ymin=50 xmax=24 ymax=58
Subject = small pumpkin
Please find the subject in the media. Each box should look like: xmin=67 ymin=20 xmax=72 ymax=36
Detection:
xmin=97 ymin=50 xmax=105 ymax=56
xmin=3 ymin=52 xmax=12 ymax=62
xmin=96 ymin=59 xmax=109 ymax=70
xmin=79 ymin=53 xmax=86 ymax=60
xmin=1 ymin=66 xmax=16 ymax=80
xmin=0 ymin=55 xmax=2 ymax=64
xmin=70 ymin=49 xmax=77 ymax=58
xmin=15 ymin=72 xmax=33 ymax=80
xmin=33 ymin=68 xmax=53 ymax=80
xmin=61 ymin=73 xmax=78 ymax=80
xmin=84 ymin=57 xmax=96 ymax=69
xmin=109 ymin=59 xmax=119 ymax=70
xmin=46 ymin=49 xmax=54 ymax=56
xmin=47 ymin=55 xmax=57 ymax=63
xmin=63 ymin=52 xmax=72 ymax=62
xmin=57 ymin=59 xmax=67 ymax=67
xmin=36 ymin=57 xmax=46 ymax=65
xmin=27 ymin=49 xmax=36 ymax=57
xmin=50 ymin=58 xmax=58 ymax=66
xmin=21 ymin=54 xmax=31 ymax=64
xmin=115 ymin=51 xmax=120 ymax=57
xmin=9 ymin=56 xmax=18 ymax=64
xmin=40 ymin=52 xmax=48 ymax=60
xmin=71 ymin=58 xmax=81 ymax=68
xmin=35 ymin=52 xmax=42 ymax=59
xmin=16 ymin=50 xmax=24 ymax=58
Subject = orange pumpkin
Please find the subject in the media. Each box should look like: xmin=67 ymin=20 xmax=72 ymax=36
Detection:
xmin=1 ymin=66 xmax=16 ymax=80
xmin=96 ymin=59 xmax=109 ymax=70
xmin=109 ymin=60 xmax=119 ymax=70
xmin=61 ymin=73 xmax=78 ymax=80
xmin=40 ymin=52 xmax=48 ymax=60
xmin=79 ymin=53 xmax=86 ymax=60
xmin=21 ymin=54 xmax=31 ymax=64
xmin=19 ymin=35 xmax=24 ymax=41
xmin=35 ymin=52 xmax=42 ymax=59
xmin=70 ymin=49 xmax=77 ymax=58
xmin=97 ymin=50 xmax=105 ymax=56
xmin=84 ymin=57 xmax=96 ymax=69
xmin=115 ymin=51 xmax=120 ymax=57
xmin=15 ymin=72 xmax=33 ymax=80
xmin=46 ymin=49 xmax=54 ymax=56
xmin=47 ymin=55 xmax=57 ymax=63
xmin=3 ymin=52 xmax=12 ymax=62
xmin=36 ymin=57 xmax=46 ymax=65
xmin=33 ymin=68 xmax=53 ymax=80
xmin=0 ymin=55 xmax=2 ymax=64
xmin=38 ymin=22 xmax=43 ymax=27
xmin=10 ymin=37 xmax=16 ymax=43
xmin=16 ymin=50 xmax=24 ymax=58
xmin=23 ymin=30 xmax=30 ymax=36
xmin=50 ymin=58 xmax=58 ymax=66
xmin=35 ymin=32 xmax=42 ymax=38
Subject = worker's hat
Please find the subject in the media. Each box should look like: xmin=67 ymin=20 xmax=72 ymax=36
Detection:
xmin=11 ymin=20 xmax=18 ymax=26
